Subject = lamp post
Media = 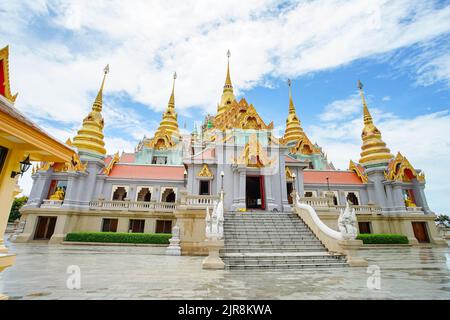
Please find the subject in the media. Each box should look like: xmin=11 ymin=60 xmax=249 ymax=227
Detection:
xmin=326 ymin=176 xmax=330 ymax=191
xmin=184 ymin=169 xmax=188 ymax=188
xmin=11 ymin=154 xmax=32 ymax=178
xmin=292 ymin=173 xmax=296 ymax=191
xmin=220 ymin=171 xmax=225 ymax=192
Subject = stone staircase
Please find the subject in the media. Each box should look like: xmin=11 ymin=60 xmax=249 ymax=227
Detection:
xmin=221 ymin=212 xmax=348 ymax=270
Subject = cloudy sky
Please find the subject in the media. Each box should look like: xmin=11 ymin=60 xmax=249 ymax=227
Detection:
xmin=2 ymin=0 xmax=450 ymax=213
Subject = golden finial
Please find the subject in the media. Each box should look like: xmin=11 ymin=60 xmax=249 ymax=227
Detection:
xmin=224 ymin=50 xmax=232 ymax=89
xmin=288 ymin=79 xmax=295 ymax=113
xmin=168 ymin=71 xmax=176 ymax=107
xmin=92 ymin=64 xmax=110 ymax=112
xmin=358 ymin=80 xmax=373 ymax=125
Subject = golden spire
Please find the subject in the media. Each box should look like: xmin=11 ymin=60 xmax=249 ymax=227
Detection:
xmin=357 ymin=80 xmax=393 ymax=166
xmin=283 ymin=79 xmax=304 ymax=143
xmin=148 ymin=72 xmax=180 ymax=149
xmin=72 ymin=65 xmax=109 ymax=156
xmin=217 ymin=50 xmax=236 ymax=116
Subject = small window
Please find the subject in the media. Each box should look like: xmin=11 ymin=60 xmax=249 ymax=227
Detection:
xmin=112 ymin=187 xmax=128 ymax=201
xmin=156 ymin=220 xmax=172 ymax=234
xmin=47 ymin=180 xmax=68 ymax=199
xmin=137 ymin=187 xmax=152 ymax=202
xmin=199 ymin=181 xmax=210 ymax=195
xmin=304 ymin=191 xmax=314 ymax=197
xmin=346 ymin=192 xmax=359 ymax=205
xmin=102 ymin=218 xmax=118 ymax=232
xmin=152 ymin=156 xmax=167 ymax=164
xmin=358 ymin=222 xmax=372 ymax=234
xmin=0 ymin=146 xmax=8 ymax=175
xmin=161 ymin=188 xmax=176 ymax=202
xmin=129 ymin=219 xmax=145 ymax=233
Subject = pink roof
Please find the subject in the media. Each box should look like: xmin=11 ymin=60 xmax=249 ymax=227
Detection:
xmin=108 ymin=164 xmax=185 ymax=180
xmin=285 ymin=155 xmax=302 ymax=163
xmin=303 ymin=171 xmax=363 ymax=185
xmin=192 ymin=148 xmax=216 ymax=160
xmin=104 ymin=155 xmax=113 ymax=166
xmin=120 ymin=153 xmax=135 ymax=163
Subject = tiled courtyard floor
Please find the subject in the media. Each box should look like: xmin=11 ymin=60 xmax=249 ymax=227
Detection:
xmin=1 ymin=239 xmax=449 ymax=300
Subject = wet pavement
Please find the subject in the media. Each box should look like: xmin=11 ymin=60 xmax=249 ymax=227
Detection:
xmin=1 ymin=240 xmax=449 ymax=300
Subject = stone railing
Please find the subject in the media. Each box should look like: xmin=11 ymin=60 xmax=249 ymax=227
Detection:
xmin=186 ymin=195 xmax=219 ymax=209
xmin=406 ymin=206 xmax=423 ymax=213
xmin=300 ymin=197 xmax=330 ymax=207
xmin=89 ymin=200 xmax=176 ymax=212
xmin=336 ymin=204 xmax=382 ymax=214
xmin=41 ymin=199 xmax=64 ymax=208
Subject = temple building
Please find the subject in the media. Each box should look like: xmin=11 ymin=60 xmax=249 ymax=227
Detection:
xmin=16 ymin=50 xmax=445 ymax=254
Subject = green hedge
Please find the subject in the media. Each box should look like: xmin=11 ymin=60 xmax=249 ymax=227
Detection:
xmin=356 ymin=234 xmax=409 ymax=244
xmin=65 ymin=232 xmax=171 ymax=244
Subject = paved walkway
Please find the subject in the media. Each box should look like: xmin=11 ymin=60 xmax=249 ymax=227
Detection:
xmin=1 ymin=240 xmax=449 ymax=299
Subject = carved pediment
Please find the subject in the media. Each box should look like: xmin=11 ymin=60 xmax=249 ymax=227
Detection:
xmin=385 ymin=152 xmax=425 ymax=182
xmin=198 ymin=164 xmax=213 ymax=178
xmin=234 ymin=133 xmax=275 ymax=168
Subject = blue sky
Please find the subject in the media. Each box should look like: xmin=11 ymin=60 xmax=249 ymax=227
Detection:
xmin=1 ymin=0 xmax=450 ymax=213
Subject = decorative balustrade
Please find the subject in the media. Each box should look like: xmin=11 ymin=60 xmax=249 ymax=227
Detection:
xmin=186 ymin=195 xmax=219 ymax=208
xmin=300 ymin=197 xmax=381 ymax=214
xmin=89 ymin=200 xmax=177 ymax=212
xmin=41 ymin=199 xmax=63 ymax=208
xmin=406 ymin=206 xmax=423 ymax=213
xmin=300 ymin=197 xmax=330 ymax=207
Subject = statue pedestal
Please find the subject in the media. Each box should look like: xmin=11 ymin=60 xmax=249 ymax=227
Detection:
xmin=338 ymin=240 xmax=368 ymax=267
xmin=166 ymin=237 xmax=181 ymax=256
xmin=202 ymin=240 xmax=225 ymax=270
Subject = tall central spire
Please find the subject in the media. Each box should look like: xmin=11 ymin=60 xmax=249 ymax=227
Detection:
xmin=73 ymin=65 xmax=110 ymax=157
xmin=357 ymin=80 xmax=393 ymax=166
xmin=152 ymin=72 xmax=180 ymax=142
xmin=217 ymin=50 xmax=236 ymax=116
xmin=283 ymin=79 xmax=304 ymax=143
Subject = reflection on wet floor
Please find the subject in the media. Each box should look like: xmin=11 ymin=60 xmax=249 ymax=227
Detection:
xmin=1 ymin=240 xmax=449 ymax=300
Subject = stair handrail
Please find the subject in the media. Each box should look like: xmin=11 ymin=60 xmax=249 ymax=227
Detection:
xmin=294 ymin=192 xmax=343 ymax=241
xmin=205 ymin=191 xmax=224 ymax=240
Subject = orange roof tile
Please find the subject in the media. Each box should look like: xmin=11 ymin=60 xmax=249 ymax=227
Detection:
xmin=108 ymin=164 xmax=185 ymax=180
xmin=119 ymin=153 xmax=135 ymax=163
xmin=192 ymin=148 xmax=216 ymax=160
xmin=303 ymin=170 xmax=363 ymax=185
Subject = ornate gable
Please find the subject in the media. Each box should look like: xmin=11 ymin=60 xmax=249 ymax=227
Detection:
xmin=234 ymin=133 xmax=275 ymax=168
xmin=289 ymin=136 xmax=320 ymax=155
xmin=385 ymin=152 xmax=425 ymax=182
xmin=349 ymin=160 xmax=369 ymax=183
xmin=198 ymin=164 xmax=213 ymax=178
xmin=103 ymin=152 xmax=120 ymax=175
xmin=0 ymin=46 xmax=18 ymax=103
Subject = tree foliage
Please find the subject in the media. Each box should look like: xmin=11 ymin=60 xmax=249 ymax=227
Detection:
xmin=9 ymin=196 xmax=28 ymax=222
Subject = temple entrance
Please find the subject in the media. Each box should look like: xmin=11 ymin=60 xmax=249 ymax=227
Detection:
xmin=34 ymin=216 xmax=57 ymax=240
xmin=246 ymin=176 xmax=265 ymax=210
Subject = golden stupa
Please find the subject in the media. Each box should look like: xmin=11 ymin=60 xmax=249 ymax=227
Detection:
xmin=216 ymin=50 xmax=236 ymax=116
xmin=358 ymin=80 xmax=393 ymax=166
xmin=147 ymin=72 xmax=180 ymax=149
xmin=72 ymin=65 xmax=109 ymax=156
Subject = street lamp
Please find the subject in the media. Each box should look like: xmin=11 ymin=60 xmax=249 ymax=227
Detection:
xmin=292 ymin=172 xmax=296 ymax=191
xmin=326 ymin=176 xmax=330 ymax=191
xmin=11 ymin=154 xmax=32 ymax=178
xmin=183 ymin=169 xmax=188 ymax=188
xmin=220 ymin=171 xmax=225 ymax=191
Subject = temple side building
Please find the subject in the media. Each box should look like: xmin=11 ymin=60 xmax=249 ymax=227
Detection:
xmin=17 ymin=51 xmax=445 ymax=252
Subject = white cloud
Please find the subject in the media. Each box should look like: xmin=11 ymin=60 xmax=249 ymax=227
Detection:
xmin=2 ymin=0 xmax=450 ymax=123
xmin=319 ymin=93 xmax=361 ymax=122
xmin=311 ymin=93 xmax=450 ymax=214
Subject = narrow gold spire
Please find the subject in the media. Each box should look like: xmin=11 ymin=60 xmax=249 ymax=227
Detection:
xmin=168 ymin=71 xmax=176 ymax=108
xmin=217 ymin=50 xmax=236 ymax=116
xmin=357 ymin=80 xmax=393 ymax=166
xmin=283 ymin=79 xmax=304 ymax=143
xmin=148 ymin=72 xmax=180 ymax=149
xmin=224 ymin=50 xmax=232 ymax=91
xmin=73 ymin=65 xmax=110 ymax=156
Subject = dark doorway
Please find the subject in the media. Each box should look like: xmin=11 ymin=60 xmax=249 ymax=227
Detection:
xmin=412 ymin=222 xmax=430 ymax=243
xmin=199 ymin=180 xmax=210 ymax=195
xmin=246 ymin=176 xmax=265 ymax=210
xmin=34 ymin=216 xmax=57 ymax=240
xmin=286 ymin=182 xmax=293 ymax=204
